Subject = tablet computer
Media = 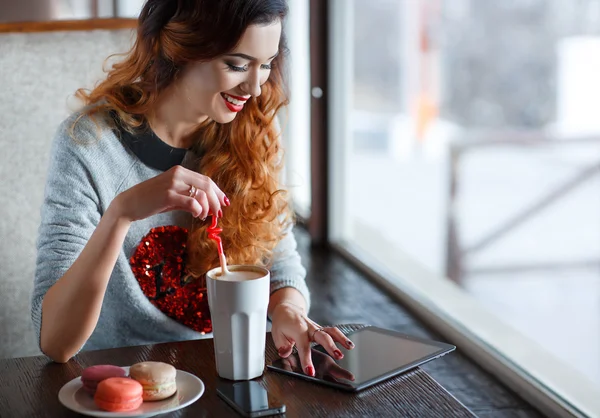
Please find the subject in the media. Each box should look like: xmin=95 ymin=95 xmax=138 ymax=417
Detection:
xmin=267 ymin=326 xmax=455 ymax=392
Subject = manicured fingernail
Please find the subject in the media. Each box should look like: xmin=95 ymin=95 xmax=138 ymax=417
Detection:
xmin=346 ymin=340 xmax=354 ymax=348
xmin=218 ymin=210 xmax=223 ymax=218
xmin=278 ymin=347 xmax=288 ymax=356
xmin=224 ymin=196 xmax=230 ymax=206
xmin=334 ymin=350 xmax=343 ymax=359
xmin=305 ymin=366 xmax=314 ymax=376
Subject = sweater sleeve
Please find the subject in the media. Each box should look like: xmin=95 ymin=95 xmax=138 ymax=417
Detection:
xmin=31 ymin=119 xmax=102 ymax=352
xmin=267 ymin=116 xmax=311 ymax=310
xmin=268 ymin=221 xmax=311 ymax=312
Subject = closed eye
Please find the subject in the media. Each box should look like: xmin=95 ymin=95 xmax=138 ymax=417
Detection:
xmin=226 ymin=63 xmax=274 ymax=72
xmin=227 ymin=64 xmax=248 ymax=72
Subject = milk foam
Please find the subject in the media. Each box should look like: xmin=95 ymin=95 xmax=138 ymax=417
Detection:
xmin=216 ymin=270 xmax=264 ymax=282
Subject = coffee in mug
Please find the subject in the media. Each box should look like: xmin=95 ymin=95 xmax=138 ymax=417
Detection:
xmin=214 ymin=270 xmax=265 ymax=282
xmin=206 ymin=265 xmax=270 ymax=380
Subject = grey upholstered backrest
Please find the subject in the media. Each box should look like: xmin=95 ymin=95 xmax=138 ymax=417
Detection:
xmin=0 ymin=29 xmax=133 ymax=358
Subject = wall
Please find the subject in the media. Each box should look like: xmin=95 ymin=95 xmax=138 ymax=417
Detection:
xmin=0 ymin=29 xmax=133 ymax=358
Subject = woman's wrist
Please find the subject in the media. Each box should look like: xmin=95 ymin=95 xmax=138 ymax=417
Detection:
xmin=272 ymin=301 xmax=306 ymax=315
xmin=268 ymin=287 xmax=307 ymax=318
xmin=268 ymin=301 xmax=304 ymax=323
xmin=106 ymin=194 xmax=134 ymax=226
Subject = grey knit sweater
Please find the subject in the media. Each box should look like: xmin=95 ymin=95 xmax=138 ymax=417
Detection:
xmin=31 ymin=112 xmax=309 ymax=353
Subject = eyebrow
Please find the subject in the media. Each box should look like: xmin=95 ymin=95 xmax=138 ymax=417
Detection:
xmin=224 ymin=52 xmax=279 ymax=61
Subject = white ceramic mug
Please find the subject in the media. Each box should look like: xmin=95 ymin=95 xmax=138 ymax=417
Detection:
xmin=206 ymin=265 xmax=270 ymax=380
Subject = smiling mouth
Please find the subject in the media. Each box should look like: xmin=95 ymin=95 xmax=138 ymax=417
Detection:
xmin=221 ymin=93 xmax=249 ymax=112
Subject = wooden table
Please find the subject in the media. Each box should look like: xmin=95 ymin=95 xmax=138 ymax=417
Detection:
xmin=0 ymin=324 xmax=475 ymax=417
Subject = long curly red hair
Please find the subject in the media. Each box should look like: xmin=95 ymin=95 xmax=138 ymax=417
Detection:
xmin=74 ymin=0 xmax=293 ymax=277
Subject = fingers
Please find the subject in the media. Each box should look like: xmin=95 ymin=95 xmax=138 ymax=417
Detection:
xmin=209 ymin=178 xmax=230 ymax=208
xmin=203 ymin=186 xmax=222 ymax=219
xmin=183 ymin=179 xmax=216 ymax=219
xmin=295 ymin=337 xmax=315 ymax=377
xmin=166 ymin=191 xmax=203 ymax=218
xmin=325 ymin=327 xmax=355 ymax=350
xmin=313 ymin=328 xmax=344 ymax=360
xmin=272 ymin=331 xmax=294 ymax=359
xmin=170 ymin=166 xmax=228 ymax=218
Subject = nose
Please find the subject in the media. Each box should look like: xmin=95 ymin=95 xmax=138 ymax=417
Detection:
xmin=241 ymin=68 xmax=262 ymax=98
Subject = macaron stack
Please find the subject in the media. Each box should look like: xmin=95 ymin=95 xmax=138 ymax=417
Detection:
xmin=80 ymin=361 xmax=178 ymax=413
xmin=129 ymin=361 xmax=178 ymax=401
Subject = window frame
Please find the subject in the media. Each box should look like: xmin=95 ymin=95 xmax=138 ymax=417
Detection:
xmin=319 ymin=1 xmax=600 ymax=417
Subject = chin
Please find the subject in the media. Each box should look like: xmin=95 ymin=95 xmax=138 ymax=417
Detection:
xmin=212 ymin=112 xmax=238 ymax=124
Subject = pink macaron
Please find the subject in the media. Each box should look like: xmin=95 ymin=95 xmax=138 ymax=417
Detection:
xmin=81 ymin=365 xmax=127 ymax=395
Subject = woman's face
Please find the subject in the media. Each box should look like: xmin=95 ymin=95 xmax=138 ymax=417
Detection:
xmin=176 ymin=21 xmax=282 ymax=124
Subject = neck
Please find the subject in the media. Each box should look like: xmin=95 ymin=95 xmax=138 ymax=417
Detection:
xmin=149 ymin=83 xmax=208 ymax=149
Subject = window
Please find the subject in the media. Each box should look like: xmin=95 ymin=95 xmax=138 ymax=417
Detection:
xmin=329 ymin=0 xmax=600 ymax=415
xmin=282 ymin=0 xmax=311 ymax=219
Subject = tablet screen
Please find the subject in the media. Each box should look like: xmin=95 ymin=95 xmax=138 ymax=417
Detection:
xmin=268 ymin=326 xmax=455 ymax=391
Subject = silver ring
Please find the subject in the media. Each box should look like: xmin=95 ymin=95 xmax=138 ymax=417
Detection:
xmin=310 ymin=327 xmax=326 ymax=341
xmin=188 ymin=185 xmax=197 ymax=198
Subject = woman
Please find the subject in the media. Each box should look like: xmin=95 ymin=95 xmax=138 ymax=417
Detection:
xmin=31 ymin=0 xmax=353 ymax=376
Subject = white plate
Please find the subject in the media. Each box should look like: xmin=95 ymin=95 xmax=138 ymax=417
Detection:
xmin=58 ymin=366 xmax=204 ymax=418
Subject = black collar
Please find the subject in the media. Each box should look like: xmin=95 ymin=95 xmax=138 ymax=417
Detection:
xmin=112 ymin=113 xmax=188 ymax=171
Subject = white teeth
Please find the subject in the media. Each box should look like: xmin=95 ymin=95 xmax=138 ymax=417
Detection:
xmin=223 ymin=94 xmax=243 ymax=105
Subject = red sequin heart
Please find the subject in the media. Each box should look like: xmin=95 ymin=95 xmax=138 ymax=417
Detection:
xmin=129 ymin=226 xmax=212 ymax=334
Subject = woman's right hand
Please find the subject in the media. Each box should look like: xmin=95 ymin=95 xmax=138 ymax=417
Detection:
xmin=111 ymin=165 xmax=229 ymax=222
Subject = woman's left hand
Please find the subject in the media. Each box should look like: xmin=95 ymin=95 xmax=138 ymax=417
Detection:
xmin=270 ymin=302 xmax=355 ymax=376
